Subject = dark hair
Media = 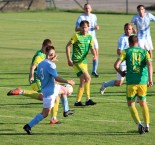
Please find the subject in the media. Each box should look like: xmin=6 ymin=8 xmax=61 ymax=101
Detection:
xmin=84 ymin=3 xmax=90 ymax=8
xmin=42 ymin=39 xmax=52 ymax=47
xmin=80 ymin=20 xmax=89 ymax=27
xmin=137 ymin=5 xmax=145 ymax=10
xmin=124 ymin=23 xmax=131 ymax=29
xmin=45 ymin=45 xmax=55 ymax=54
xmin=129 ymin=35 xmax=138 ymax=44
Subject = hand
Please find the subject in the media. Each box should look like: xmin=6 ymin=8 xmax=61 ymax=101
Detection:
xmin=95 ymin=25 xmax=99 ymax=30
xmin=52 ymin=54 xmax=58 ymax=62
xmin=29 ymin=76 xmax=34 ymax=83
xmin=147 ymin=81 xmax=153 ymax=87
xmin=68 ymin=60 xmax=74 ymax=66
xmin=93 ymin=55 xmax=97 ymax=60
xmin=67 ymin=79 xmax=75 ymax=86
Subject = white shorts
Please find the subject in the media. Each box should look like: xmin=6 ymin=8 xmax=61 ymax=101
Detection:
xmin=138 ymin=38 xmax=153 ymax=51
xmin=94 ymin=38 xmax=99 ymax=49
xmin=116 ymin=64 xmax=126 ymax=80
xmin=43 ymin=84 xmax=60 ymax=108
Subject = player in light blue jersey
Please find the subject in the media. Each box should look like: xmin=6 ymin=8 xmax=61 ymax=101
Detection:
xmin=23 ymin=46 xmax=75 ymax=135
xmin=75 ymin=3 xmax=100 ymax=77
xmin=100 ymin=23 xmax=135 ymax=94
xmin=131 ymin=4 xmax=155 ymax=58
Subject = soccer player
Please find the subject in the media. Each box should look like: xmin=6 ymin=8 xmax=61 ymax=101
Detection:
xmin=66 ymin=20 xmax=97 ymax=106
xmin=100 ymin=23 xmax=136 ymax=94
xmin=23 ymin=45 xmax=75 ymax=135
xmin=75 ymin=3 xmax=100 ymax=77
xmin=131 ymin=4 xmax=155 ymax=58
xmin=7 ymin=39 xmax=74 ymax=124
xmin=114 ymin=35 xmax=153 ymax=134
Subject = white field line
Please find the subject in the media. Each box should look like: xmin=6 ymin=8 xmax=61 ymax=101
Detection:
xmin=0 ymin=115 xmax=131 ymax=123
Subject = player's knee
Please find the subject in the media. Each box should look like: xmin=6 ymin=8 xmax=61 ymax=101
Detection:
xmin=38 ymin=94 xmax=43 ymax=101
xmin=115 ymin=81 xmax=123 ymax=86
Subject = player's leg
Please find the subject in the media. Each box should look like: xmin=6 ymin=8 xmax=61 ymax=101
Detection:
xmin=50 ymin=96 xmax=61 ymax=124
xmin=127 ymin=85 xmax=145 ymax=134
xmin=23 ymin=88 xmax=58 ymax=135
xmin=59 ymin=85 xmax=74 ymax=117
xmin=100 ymin=64 xmax=126 ymax=95
xmin=138 ymin=85 xmax=150 ymax=132
xmin=7 ymin=87 xmax=42 ymax=100
xmin=83 ymin=71 xmax=96 ymax=105
xmin=92 ymin=39 xmax=99 ymax=77
xmin=73 ymin=62 xmax=85 ymax=106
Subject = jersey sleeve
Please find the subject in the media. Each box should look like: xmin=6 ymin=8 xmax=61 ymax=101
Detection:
xmin=94 ymin=14 xmax=97 ymax=26
xmin=119 ymin=51 xmax=126 ymax=61
xmin=131 ymin=15 xmax=136 ymax=24
xmin=48 ymin=62 xmax=58 ymax=78
xmin=90 ymin=36 xmax=94 ymax=48
xmin=70 ymin=33 xmax=78 ymax=44
xmin=146 ymin=51 xmax=151 ymax=61
xmin=33 ymin=56 xmax=43 ymax=66
xmin=76 ymin=16 xmax=82 ymax=27
xmin=148 ymin=13 xmax=155 ymax=22
xmin=117 ymin=37 xmax=125 ymax=50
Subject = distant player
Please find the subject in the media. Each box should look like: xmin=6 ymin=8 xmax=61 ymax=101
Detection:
xmin=75 ymin=3 xmax=100 ymax=77
xmin=114 ymin=35 xmax=153 ymax=134
xmin=66 ymin=20 xmax=97 ymax=106
xmin=131 ymin=4 xmax=155 ymax=58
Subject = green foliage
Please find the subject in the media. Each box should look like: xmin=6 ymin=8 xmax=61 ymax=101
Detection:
xmin=0 ymin=11 xmax=155 ymax=145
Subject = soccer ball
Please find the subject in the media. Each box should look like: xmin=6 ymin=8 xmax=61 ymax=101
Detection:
xmin=64 ymin=84 xmax=73 ymax=95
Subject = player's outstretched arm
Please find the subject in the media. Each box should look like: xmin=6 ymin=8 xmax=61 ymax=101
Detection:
xmin=55 ymin=76 xmax=75 ymax=86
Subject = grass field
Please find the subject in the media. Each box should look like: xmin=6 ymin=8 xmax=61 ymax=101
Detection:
xmin=0 ymin=11 xmax=155 ymax=145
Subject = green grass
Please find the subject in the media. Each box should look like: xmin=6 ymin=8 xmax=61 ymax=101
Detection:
xmin=0 ymin=11 xmax=155 ymax=145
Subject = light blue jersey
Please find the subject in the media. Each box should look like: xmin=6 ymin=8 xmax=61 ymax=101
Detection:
xmin=76 ymin=13 xmax=97 ymax=39
xmin=131 ymin=13 xmax=155 ymax=39
xmin=117 ymin=34 xmax=129 ymax=66
xmin=117 ymin=34 xmax=129 ymax=51
xmin=37 ymin=59 xmax=58 ymax=98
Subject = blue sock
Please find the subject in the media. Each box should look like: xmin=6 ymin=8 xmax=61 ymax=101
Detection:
xmin=92 ymin=59 xmax=98 ymax=73
xmin=104 ymin=80 xmax=115 ymax=88
xmin=60 ymin=96 xmax=69 ymax=112
xmin=28 ymin=113 xmax=44 ymax=128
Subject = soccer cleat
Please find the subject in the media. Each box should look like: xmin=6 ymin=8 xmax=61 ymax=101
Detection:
xmin=144 ymin=127 xmax=149 ymax=133
xmin=138 ymin=124 xmax=145 ymax=134
xmin=63 ymin=110 xmax=75 ymax=117
xmin=74 ymin=101 xmax=84 ymax=106
xmin=92 ymin=72 xmax=99 ymax=78
xmin=100 ymin=82 xmax=106 ymax=95
xmin=23 ymin=124 xmax=32 ymax=135
xmin=7 ymin=88 xmax=22 ymax=96
xmin=50 ymin=119 xmax=61 ymax=125
xmin=85 ymin=99 xmax=96 ymax=106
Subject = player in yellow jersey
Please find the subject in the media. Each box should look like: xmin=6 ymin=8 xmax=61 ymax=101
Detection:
xmin=66 ymin=20 xmax=97 ymax=106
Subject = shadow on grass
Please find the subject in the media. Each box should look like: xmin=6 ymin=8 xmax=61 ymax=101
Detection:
xmin=0 ymin=130 xmax=139 ymax=136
